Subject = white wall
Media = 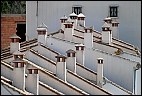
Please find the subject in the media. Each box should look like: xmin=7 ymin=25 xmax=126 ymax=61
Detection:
xmin=38 ymin=70 xmax=87 ymax=95
xmin=1 ymin=62 xmax=13 ymax=80
xmin=25 ymin=50 xmax=56 ymax=73
xmin=66 ymin=70 xmax=110 ymax=95
xmin=26 ymin=1 xmax=141 ymax=50
xmin=46 ymin=36 xmax=76 ymax=55
xmin=84 ymin=48 xmax=137 ymax=92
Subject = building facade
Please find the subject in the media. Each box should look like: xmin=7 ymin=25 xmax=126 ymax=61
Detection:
xmin=26 ymin=1 xmax=141 ymax=50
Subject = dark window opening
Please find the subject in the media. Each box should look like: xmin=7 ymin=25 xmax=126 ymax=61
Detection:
xmin=72 ymin=6 xmax=82 ymax=15
xmin=16 ymin=23 xmax=26 ymax=43
xmin=109 ymin=6 xmax=118 ymax=17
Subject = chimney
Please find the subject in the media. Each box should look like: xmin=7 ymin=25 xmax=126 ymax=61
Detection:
xmin=77 ymin=13 xmax=86 ymax=30
xmin=13 ymin=50 xmax=25 ymax=60
xmin=37 ymin=23 xmax=48 ymax=45
xmin=103 ymin=17 xmax=112 ymax=26
xmin=60 ymin=15 xmax=68 ymax=31
xmin=84 ymin=27 xmax=93 ymax=49
xmin=26 ymin=68 xmax=39 ymax=95
xmin=10 ymin=34 xmax=21 ymax=54
xmin=64 ymin=18 xmax=74 ymax=41
xmin=101 ymin=22 xmax=112 ymax=44
xmin=111 ymin=20 xmax=119 ymax=39
xmin=69 ymin=12 xmax=78 ymax=29
xmin=66 ymin=49 xmax=76 ymax=73
xmin=97 ymin=58 xmax=104 ymax=88
xmin=55 ymin=55 xmax=67 ymax=82
xmin=75 ymin=44 xmax=85 ymax=65
xmin=12 ymin=58 xmax=26 ymax=91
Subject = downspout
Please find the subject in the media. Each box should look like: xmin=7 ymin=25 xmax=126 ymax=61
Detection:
xmin=133 ymin=63 xmax=141 ymax=95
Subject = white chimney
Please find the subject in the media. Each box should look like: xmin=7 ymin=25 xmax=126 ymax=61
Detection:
xmin=75 ymin=44 xmax=85 ymax=65
xmin=101 ymin=22 xmax=112 ymax=44
xmin=66 ymin=49 xmax=76 ymax=73
xmin=77 ymin=13 xmax=86 ymax=30
xmin=26 ymin=68 xmax=39 ymax=95
xmin=111 ymin=20 xmax=119 ymax=39
xmin=12 ymin=58 xmax=26 ymax=91
xmin=37 ymin=23 xmax=48 ymax=45
xmin=13 ymin=50 xmax=25 ymax=60
xmin=55 ymin=55 xmax=67 ymax=82
xmin=64 ymin=19 xmax=74 ymax=41
xmin=10 ymin=34 xmax=21 ymax=54
xmin=84 ymin=27 xmax=93 ymax=49
xmin=69 ymin=12 xmax=78 ymax=29
xmin=103 ymin=17 xmax=112 ymax=26
xmin=60 ymin=15 xmax=68 ymax=31
xmin=97 ymin=58 xmax=104 ymax=88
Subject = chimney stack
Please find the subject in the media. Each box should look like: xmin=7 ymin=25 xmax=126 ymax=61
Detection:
xmin=26 ymin=68 xmax=39 ymax=95
xmin=13 ymin=50 xmax=25 ymax=60
xmin=75 ymin=44 xmax=85 ymax=65
xmin=37 ymin=23 xmax=48 ymax=45
xmin=10 ymin=34 xmax=21 ymax=54
xmin=103 ymin=17 xmax=112 ymax=26
xmin=84 ymin=27 xmax=93 ymax=49
xmin=12 ymin=58 xmax=26 ymax=91
xmin=55 ymin=55 xmax=67 ymax=82
xmin=60 ymin=15 xmax=68 ymax=31
xmin=64 ymin=18 xmax=74 ymax=41
xmin=97 ymin=58 xmax=104 ymax=88
xmin=101 ymin=22 xmax=112 ymax=44
xmin=77 ymin=13 xmax=86 ymax=30
xmin=69 ymin=12 xmax=78 ymax=29
xmin=111 ymin=20 xmax=119 ymax=39
xmin=66 ymin=49 xmax=76 ymax=73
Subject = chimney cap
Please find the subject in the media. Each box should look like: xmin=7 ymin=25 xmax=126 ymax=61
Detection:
xmin=37 ymin=23 xmax=48 ymax=31
xmin=104 ymin=17 xmax=112 ymax=21
xmin=13 ymin=50 xmax=25 ymax=55
xmin=60 ymin=15 xmax=68 ymax=20
xmin=97 ymin=58 xmax=103 ymax=60
xmin=13 ymin=58 xmax=25 ymax=63
xmin=112 ymin=20 xmax=119 ymax=24
xmin=78 ymin=13 xmax=85 ymax=18
xmin=69 ymin=12 xmax=78 ymax=17
xmin=27 ymin=68 xmax=38 ymax=70
xmin=75 ymin=44 xmax=85 ymax=47
xmin=10 ymin=34 xmax=21 ymax=39
xmin=66 ymin=49 xmax=76 ymax=53
xmin=64 ymin=18 xmax=74 ymax=24
xmin=102 ymin=22 xmax=110 ymax=28
xmin=55 ymin=55 xmax=67 ymax=58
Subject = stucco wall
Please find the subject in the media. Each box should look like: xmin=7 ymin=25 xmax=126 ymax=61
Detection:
xmin=26 ymin=1 xmax=141 ymax=50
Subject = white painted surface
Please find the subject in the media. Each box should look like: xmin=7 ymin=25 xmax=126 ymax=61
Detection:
xmin=25 ymin=50 xmax=56 ymax=73
xmin=26 ymin=1 xmax=141 ymax=50
xmin=66 ymin=57 xmax=76 ymax=73
xmin=84 ymin=32 xmax=93 ymax=49
xmin=102 ymin=83 xmax=130 ymax=95
xmin=38 ymin=34 xmax=47 ymax=45
xmin=12 ymin=66 xmax=26 ymax=91
xmin=97 ymin=62 xmax=103 ymax=87
xmin=102 ymin=30 xmax=111 ymax=44
xmin=64 ymin=27 xmax=73 ymax=41
xmin=84 ymin=48 xmax=136 ymax=92
xmin=38 ymin=70 xmax=87 ymax=95
xmin=56 ymin=62 xmax=67 ymax=82
xmin=26 ymin=74 xmax=39 ymax=95
xmin=1 ymin=63 xmax=13 ymax=80
xmin=66 ymin=70 xmax=110 ymax=95
xmin=10 ymin=43 xmax=20 ymax=53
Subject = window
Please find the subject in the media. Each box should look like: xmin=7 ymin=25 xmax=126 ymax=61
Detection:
xmin=109 ymin=6 xmax=118 ymax=17
xmin=72 ymin=5 xmax=82 ymax=15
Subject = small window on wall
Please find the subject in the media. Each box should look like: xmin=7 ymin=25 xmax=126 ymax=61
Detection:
xmin=109 ymin=5 xmax=118 ymax=17
xmin=72 ymin=5 xmax=82 ymax=15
